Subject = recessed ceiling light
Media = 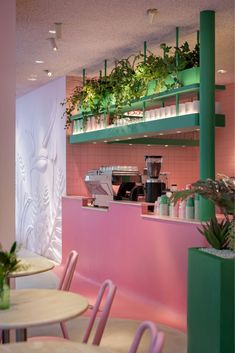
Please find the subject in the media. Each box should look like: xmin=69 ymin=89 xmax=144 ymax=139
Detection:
xmin=44 ymin=70 xmax=52 ymax=77
xmin=48 ymin=30 xmax=56 ymax=34
xmin=35 ymin=60 xmax=44 ymax=64
xmin=217 ymin=69 xmax=227 ymax=74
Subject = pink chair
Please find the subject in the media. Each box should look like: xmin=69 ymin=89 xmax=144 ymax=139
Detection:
xmin=29 ymin=279 xmax=117 ymax=346
xmin=128 ymin=321 xmax=164 ymax=353
xmin=58 ymin=250 xmax=79 ymax=291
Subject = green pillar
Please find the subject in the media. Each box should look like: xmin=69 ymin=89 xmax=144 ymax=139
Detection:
xmin=199 ymin=10 xmax=215 ymax=221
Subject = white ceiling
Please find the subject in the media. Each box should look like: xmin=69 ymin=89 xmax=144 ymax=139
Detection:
xmin=16 ymin=0 xmax=234 ymax=97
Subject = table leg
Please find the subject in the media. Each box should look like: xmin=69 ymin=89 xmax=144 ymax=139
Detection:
xmin=16 ymin=328 xmax=27 ymax=342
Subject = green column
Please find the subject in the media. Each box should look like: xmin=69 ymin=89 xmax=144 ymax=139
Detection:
xmin=199 ymin=10 xmax=215 ymax=221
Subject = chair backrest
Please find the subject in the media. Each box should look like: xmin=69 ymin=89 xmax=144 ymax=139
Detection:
xmin=82 ymin=279 xmax=117 ymax=346
xmin=128 ymin=321 xmax=164 ymax=353
xmin=58 ymin=250 xmax=79 ymax=291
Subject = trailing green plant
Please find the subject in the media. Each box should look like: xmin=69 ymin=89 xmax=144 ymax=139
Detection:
xmin=62 ymin=40 xmax=200 ymax=127
xmin=170 ymin=175 xmax=235 ymax=250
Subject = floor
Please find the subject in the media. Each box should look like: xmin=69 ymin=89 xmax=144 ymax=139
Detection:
xmin=15 ymin=253 xmax=187 ymax=353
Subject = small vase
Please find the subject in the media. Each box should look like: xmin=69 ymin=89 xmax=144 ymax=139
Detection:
xmin=0 ymin=278 xmax=10 ymax=310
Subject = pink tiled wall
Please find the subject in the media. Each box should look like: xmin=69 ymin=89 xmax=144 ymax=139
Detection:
xmin=66 ymin=78 xmax=234 ymax=196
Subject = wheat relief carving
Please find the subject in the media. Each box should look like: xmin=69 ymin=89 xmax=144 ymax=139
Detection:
xmin=16 ymin=100 xmax=65 ymax=262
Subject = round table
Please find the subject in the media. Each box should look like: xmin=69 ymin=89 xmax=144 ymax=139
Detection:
xmin=0 ymin=341 xmax=117 ymax=353
xmin=8 ymin=256 xmax=55 ymax=279
xmin=0 ymin=289 xmax=88 ymax=342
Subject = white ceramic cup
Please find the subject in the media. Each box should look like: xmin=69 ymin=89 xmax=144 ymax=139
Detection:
xmin=192 ymin=100 xmax=200 ymax=113
xmin=159 ymin=107 xmax=165 ymax=119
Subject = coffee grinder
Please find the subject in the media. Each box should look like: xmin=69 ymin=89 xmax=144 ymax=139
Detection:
xmin=145 ymin=155 xmax=166 ymax=202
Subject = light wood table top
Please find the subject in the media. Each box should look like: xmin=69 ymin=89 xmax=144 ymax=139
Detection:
xmin=0 ymin=341 xmax=116 ymax=353
xmin=8 ymin=256 xmax=54 ymax=278
xmin=0 ymin=289 xmax=88 ymax=330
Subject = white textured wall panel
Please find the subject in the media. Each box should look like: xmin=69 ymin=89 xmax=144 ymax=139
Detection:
xmin=16 ymin=77 xmax=66 ymax=262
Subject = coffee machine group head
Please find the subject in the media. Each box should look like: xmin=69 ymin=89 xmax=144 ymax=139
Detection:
xmin=145 ymin=155 xmax=166 ymax=202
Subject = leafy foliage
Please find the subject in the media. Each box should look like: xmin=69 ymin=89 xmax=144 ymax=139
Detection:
xmin=62 ymin=41 xmax=200 ymax=127
xmin=198 ymin=217 xmax=232 ymax=250
xmin=0 ymin=242 xmax=21 ymax=283
xmin=170 ymin=175 xmax=235 ymax=250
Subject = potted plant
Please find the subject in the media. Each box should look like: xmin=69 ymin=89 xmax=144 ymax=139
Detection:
xmin=0 ymin=241 xmax=21 ymax=309
xmin=171 ymin=175 xmax=234 ymax=353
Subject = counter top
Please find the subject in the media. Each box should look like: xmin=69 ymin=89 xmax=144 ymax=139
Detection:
xmin=63 ymin=196 xmax=201 ymax=224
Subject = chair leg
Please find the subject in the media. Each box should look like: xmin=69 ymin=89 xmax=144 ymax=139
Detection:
xmin=60 ymin=322 xmax=69 ymax=339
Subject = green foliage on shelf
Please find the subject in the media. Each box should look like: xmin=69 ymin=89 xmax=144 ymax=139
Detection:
xmin=62 ymin=41 xmax=200 ymax=127
xmin=170 ymin=175 xmax=235 ymax=250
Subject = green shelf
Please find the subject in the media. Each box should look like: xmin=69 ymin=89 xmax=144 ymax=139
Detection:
xmin=69 ymin=113 xmax=225 ymax=144
xmin=71 ymin=84 xmax=226 ymax=121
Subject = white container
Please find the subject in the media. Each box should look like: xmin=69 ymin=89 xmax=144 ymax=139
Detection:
xmin=159 ymin=107 xmax=165 ymax=119
xmin=186 ymin=206 xmax=194 ymax=219
xmin=150 ymin=109 xmax=156 ymax=120
xmin=192 ymin=100 xmax=200 ymax=113
xmin=170 ymin=105 xmax=176 ymax=116
xmin=178 ymin=200 xmax=186 ymax=219
xmin=179 ymin=103 xmax=186 ymax=115
xmin=145 ymin=111 xmax=151 ymax=120
xmin=169 ymin=203 xmax=179 ymax=217
xmin=186 ymin=197 xmax=195 ymax=220
xmin=185 ymin=102 xmax=194 ymax=114
xmin=154 ymin=108 xmax=160 ymax=119
xmin=194 ymin=195 xmax=200 ymax=220
xmin=165 ymin=106 xmax=171 ymax=118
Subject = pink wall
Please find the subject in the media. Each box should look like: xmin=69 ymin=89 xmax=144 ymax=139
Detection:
xmin=0 ymin=0 xmax=16 ymax=249
xmin=62 ymin=197 xmax=208 ymax=330
xmin=66 ymin=80 xmax=234 ymax=196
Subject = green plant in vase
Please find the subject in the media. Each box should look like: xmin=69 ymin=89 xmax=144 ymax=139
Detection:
xmin=170 ymin=175 xmax=235 ymax=251
xmin=0 ymin=241 xmax=21 ymax=309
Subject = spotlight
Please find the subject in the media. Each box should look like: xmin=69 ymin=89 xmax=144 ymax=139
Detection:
xmin=44 ymin=70 xmax=52 ymax=77
xmin=48 ymin=37 xmax=58 ymax=51
xmin=146 ymin=8 xmax=158 ymax=24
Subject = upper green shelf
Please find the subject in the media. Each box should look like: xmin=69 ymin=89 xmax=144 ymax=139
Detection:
xmin=70 ymin=113 xmax=225 ymax=144
xmin=71 ymin=83 xmax=225 ymax=120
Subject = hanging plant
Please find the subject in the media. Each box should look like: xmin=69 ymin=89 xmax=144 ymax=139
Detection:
xmin=62 ymin=40 xmax=200 ymax=128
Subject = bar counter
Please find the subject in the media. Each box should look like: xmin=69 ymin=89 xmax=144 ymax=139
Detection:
xmin=61 ymin=196 xmax=207 ymax=330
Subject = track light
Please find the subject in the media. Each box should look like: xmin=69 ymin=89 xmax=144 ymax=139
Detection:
xmin=48 ymin=37 xmax=58 ymax=51
xmin=44 ymin=70 xmax=52 ymax=77
xmin=146 ymin=8 xmax=158 ymax=24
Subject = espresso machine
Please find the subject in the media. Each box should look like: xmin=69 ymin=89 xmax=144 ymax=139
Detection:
xmin=145 ymin=155 xmax=166 ymax=202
